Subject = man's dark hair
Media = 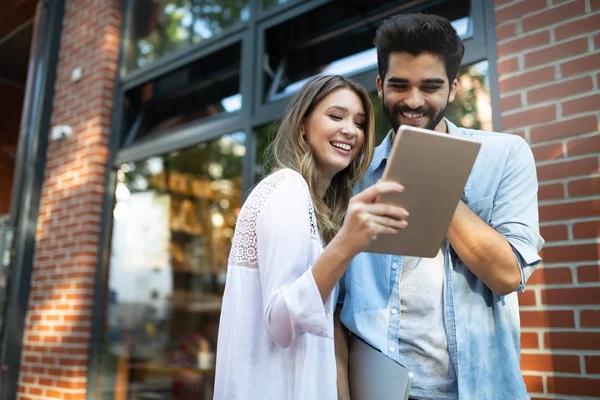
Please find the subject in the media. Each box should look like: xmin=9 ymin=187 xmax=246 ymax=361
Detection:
xmin=375 ymin=13 xmax=465 ymax=83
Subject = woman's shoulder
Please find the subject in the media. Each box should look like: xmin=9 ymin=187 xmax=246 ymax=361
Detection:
xmin=229 ymin=169 xmax=315 ymax=266
xmin=250 ymin=168 xmax=309 ymax=201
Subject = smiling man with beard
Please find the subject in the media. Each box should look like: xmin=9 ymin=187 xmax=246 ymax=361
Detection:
xmin=336 ymin=13 xmax=544 ymax=400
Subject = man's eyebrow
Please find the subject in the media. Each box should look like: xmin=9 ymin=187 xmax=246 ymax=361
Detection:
xmin=386 ymin=77 xmax=446 ymax=85
xmin=387 ymin=77 xmax=409 ymax=84
xmin=423 ymin=78 xmax=446 ymax=85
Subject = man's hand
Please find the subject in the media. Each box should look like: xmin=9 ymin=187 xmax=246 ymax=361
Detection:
xmin=446 ymin=200 xmax=521 ymax=296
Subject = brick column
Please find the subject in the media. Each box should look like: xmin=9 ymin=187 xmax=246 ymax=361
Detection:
xmin=495 ymin=0 xmax=600 ymax=398
xmin=17 ymin=0 xmax=121 ymax=398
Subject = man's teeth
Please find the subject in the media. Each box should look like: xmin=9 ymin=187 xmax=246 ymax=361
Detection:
xmin=403 ymin=112 xmax=423 ymax=119
xmin=331 ymin=142 xmax=351 ymax=151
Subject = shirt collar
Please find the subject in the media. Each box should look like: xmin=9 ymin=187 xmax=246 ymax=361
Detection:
xmin=371 ymin=129 xmax=394 ymax=172
xmin=445 ymin=118 xmax=463 ymax=137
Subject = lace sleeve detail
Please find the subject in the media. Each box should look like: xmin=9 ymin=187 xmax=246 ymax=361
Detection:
xmin=228 ymin=169 xmax=320 ymax=268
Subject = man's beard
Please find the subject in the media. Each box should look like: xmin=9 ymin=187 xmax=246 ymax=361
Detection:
xmin=382 ymin=92 xmax=448 ymax=133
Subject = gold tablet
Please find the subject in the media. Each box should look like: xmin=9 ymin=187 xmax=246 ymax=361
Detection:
xmin=365 ymin=125 xmax=481 ymax=258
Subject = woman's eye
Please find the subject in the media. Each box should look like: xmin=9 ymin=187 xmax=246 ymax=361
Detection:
xmin=329 ymin=114 xmax=342 ymax=121
xmin=355 ymin=122 xmax=365 ymax=129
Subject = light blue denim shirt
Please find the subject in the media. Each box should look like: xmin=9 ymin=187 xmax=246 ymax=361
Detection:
xmin=340 ymin=119 xmax=544 ymax=400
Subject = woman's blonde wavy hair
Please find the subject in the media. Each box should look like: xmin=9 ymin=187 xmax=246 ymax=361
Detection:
xmin=265 ymin=75 xmax=375 ymax=243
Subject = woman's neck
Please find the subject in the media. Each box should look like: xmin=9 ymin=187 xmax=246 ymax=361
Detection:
xmin=316 ymin=177 xmax=331 ymax=199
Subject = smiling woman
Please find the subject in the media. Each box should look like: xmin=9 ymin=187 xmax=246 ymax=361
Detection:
xmin=213 ymin=75 xmax=409 ymax=400
xmin=301 ymin=90 xmax=367 ymax=183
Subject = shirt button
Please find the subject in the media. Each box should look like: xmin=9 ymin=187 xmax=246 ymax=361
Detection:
xmin=392 ymin=263 xmax=399 ymax=269
xmin=389 ymin=346 xmax=395 ymax=352
xmin=391 ymin=308 xmax=398 ymax=315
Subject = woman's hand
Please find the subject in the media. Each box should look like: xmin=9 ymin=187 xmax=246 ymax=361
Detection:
xmin=332 ymin=181 xmax=409 ymax=258
xmin=312 ymin=181 xmax=408 ymax=303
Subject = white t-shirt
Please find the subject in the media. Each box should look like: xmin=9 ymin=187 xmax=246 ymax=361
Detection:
xmin=214 ymin=169 xmax=337 ymax=400
xmin=397 ymin=249 xmax=458 ymax=399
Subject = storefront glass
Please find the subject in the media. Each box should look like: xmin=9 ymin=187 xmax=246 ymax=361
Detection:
xmin=262 ymin=0 xmax=471 ymax=103
xmin=97 ymin=131 xmax=246 ymax=399
xmin=125 ymin=0 xmax=250 ymax=72
xmin=122 ymin=42 xmax=242 ymax=145
xmin=261 ymin=0 xmax=292 ymax=9
xmin=446 ymin=60 xmax=492 ymax=132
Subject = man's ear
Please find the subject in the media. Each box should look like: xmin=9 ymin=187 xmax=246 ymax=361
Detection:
xmin=376 ymin=75 xmax=384 ymax=99
xmin=448 ymin=78 xmax=458 ymax=103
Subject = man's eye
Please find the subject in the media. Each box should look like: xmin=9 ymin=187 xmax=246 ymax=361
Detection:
xmin=422 ymin=86 xmax=440 ymax=92
xmin=392 ymin=85 xmax=408 ymax=91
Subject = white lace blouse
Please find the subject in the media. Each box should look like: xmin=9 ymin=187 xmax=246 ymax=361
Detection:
xmin=214 ymin=169 xmax=338 ymax=400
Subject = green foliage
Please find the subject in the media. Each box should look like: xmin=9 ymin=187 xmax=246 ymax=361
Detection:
xmin=446 ymin=63 xmax=488 ymax=130
xmin=129 ymin=0 xmax=250 ymax=71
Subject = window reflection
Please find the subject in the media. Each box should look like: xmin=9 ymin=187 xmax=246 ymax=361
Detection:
xmin=261 ymin=0 xmax=291 ymax=10
xmin=123 ymin=43 xmax=242 ymax=144
xmin=446 ymin=61 xmax=493 ymax=132
xmin=263 ymin=0 xmax=471 ymax=102
xmin=254 ymin=123 xmax=277 ymax=183
xmin=98 ymin=132 xmax=246 ymax=399
xmin=126 ymin=0 xmax=250 ymax=72
xmin=275 ymin=17 xmax=471 ymax=99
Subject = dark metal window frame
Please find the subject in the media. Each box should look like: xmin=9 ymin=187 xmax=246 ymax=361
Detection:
xmin=0 ymin=0 xmax=66 ymax=398
xmin=87 ymin=0 xmax=500 ymax=397
xmin=253 ymin=0 xmax=489 ymax=127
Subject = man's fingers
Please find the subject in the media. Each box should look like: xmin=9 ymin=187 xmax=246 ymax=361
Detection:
xmin=370 ymin=215 xmax=408 ymax=230
xmin=365 ymin=203 xmax=409 ymax=220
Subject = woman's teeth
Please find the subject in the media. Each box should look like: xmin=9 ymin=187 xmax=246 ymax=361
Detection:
xmin=331 ymin=142 xmax=351 ymax=151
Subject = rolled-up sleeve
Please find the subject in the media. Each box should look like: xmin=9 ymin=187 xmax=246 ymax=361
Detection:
xmin=256 ymin=176 xmax=332 ymax=348
xmin=491 ymin=138 xmax=545 ymax=292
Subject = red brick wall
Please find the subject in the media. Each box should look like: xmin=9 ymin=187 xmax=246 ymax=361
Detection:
xmin=17 ymin=0 xmax=121 ymax=399
xmin=495 ymin=0 xmax=600 ymax=398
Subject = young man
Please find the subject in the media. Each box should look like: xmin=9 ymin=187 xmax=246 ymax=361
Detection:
xmin=338 ymin=14 xmax=544 ymax=400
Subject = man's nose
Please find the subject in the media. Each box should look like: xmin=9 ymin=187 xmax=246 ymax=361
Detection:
xmin=404 ymin=88 xmax=424 ymax=109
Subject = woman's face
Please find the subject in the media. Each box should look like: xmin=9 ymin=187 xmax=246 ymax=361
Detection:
xmin=302 ymin=88 xmax=366 ymax=180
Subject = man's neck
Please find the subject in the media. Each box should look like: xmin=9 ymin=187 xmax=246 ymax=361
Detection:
xmin=391 ymin=118 xmax=449 ymax=142
xmin=434 ymin=118 xmax=448 ymax=134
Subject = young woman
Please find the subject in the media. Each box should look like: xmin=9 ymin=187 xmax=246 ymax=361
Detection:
xmin=214 ymin=75 xmax=409 ymax=399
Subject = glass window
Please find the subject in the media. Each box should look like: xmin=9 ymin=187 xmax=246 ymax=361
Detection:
xmin=97 ymin=131 xmax=246 ymax=400
xmin=123 ymin=42 xmax=242 ymax=145
xmin=126 ymin=0 xmax=250 ymax=72
xmin=0 ymin=214 xmax=10 ymax=339
xmin=261 ymin=0 xmax=292 ymax=10
xmin=263 ymin=0 xmax=471 ymax=102
xmin=254 ymin=123 xmax=278 ymax=184
xmin=446 ymin=60 xmax=492 ymax=132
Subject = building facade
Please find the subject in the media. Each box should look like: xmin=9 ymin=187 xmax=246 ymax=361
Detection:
xmin=0 ymin=0 xmax=598 ymax=399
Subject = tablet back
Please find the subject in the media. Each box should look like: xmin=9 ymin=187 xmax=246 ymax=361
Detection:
xmin=365 ymin=125 xmax=481 ymax=258
xmin=349 ymin=334 xmax=413 ymax=400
